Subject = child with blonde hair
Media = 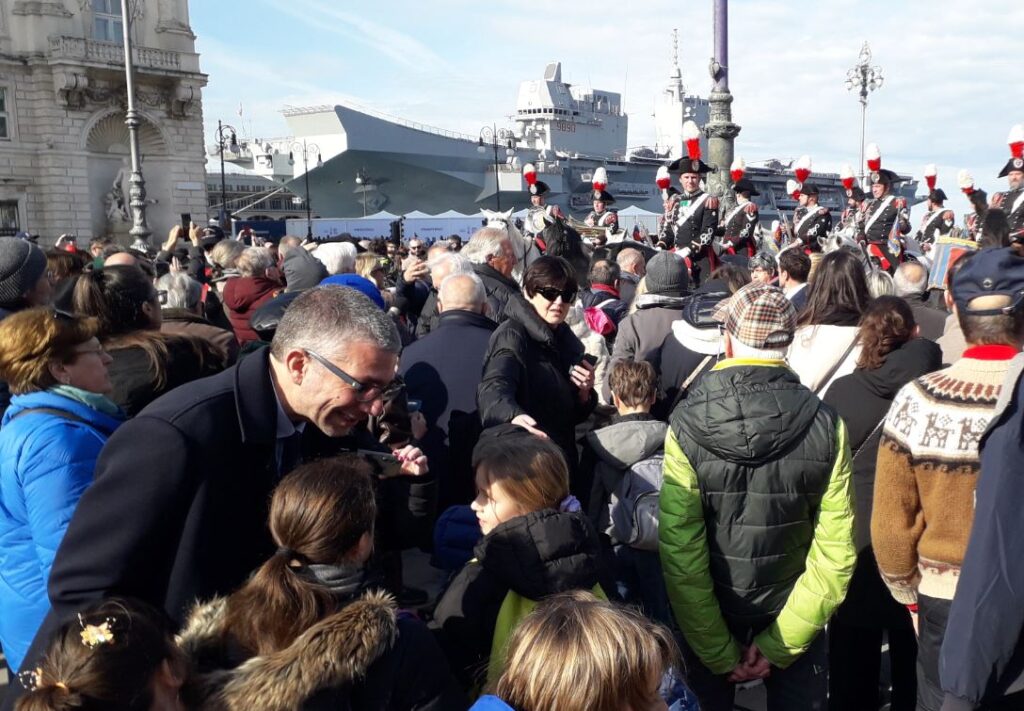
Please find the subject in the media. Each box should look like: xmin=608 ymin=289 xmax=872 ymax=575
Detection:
xmin=472 ymin=591 xmax=679 ymax=711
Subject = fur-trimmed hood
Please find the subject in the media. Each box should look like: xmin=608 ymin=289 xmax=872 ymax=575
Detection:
xmin=179 ymin=590 xmax=398 ymax=711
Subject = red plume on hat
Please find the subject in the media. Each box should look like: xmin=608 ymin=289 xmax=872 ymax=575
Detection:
xmin=786 ymin=179 xmax=801 ymax=200
xmin=840 ymin=164 xmax=855 ymax=191
xmin=794 ymin=155 xmax=812 ymax=184
xmin=958 ymin=169 xmax=975 ymax=195
xmin=656 ymin=165 xmax=671 ymax=190
xmin=924 ymin=164 xmax=937 ymax=191
xmin=730 ymin=157 xmax=746 ymax=183
xmin=522 ymin=163 xmax=537 ymax=186
xmin=866 ymin=143 xmax=882 ymax=172
xmin=1009 ymin=124 xmax=1024 ymax=160
xmin=682 ymin=120 xmax=701 ymax=160
xmin=592 ymin=167 xmax=608 ymax=193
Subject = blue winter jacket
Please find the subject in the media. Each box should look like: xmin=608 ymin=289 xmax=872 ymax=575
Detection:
xmin=0 ymin=390 xmax=122 ymax=671
xmin=469 ymin=696 xmax=515 ymax=710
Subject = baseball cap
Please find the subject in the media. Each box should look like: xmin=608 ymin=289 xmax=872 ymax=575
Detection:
xmin=713 ymin=282 xmax=796 ymax=349
xmin=952 ymin=247 xmax=1024 ymax=315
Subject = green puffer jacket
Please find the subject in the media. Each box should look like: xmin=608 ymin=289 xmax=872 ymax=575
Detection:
xmin=659 ymin=359 xmax=855 ymax=673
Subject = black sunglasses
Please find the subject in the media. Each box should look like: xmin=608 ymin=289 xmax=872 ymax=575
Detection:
xmin=534 ymin=286 xmax=577 ymax=303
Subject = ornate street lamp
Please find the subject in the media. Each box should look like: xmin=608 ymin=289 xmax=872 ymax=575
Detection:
xmin=120 ymin=0 xmax=151 ymax=251
xmin=214 ymin=120 xmax=238 ymax=230
xmin=478 ymin=125 xmax=515 ymax=211
xmin=845 ymin=42 xmax=884 ymax=186
xmin=288 ymin=140 xmax=323 ymax=241
xmin=355 ymin=169 xmax=369 ymax=217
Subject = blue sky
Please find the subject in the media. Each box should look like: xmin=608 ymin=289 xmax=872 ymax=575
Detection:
xmin=192 ymin=0 xmax=1024 ymax=218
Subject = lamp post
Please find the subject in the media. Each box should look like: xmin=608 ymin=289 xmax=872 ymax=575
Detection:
xmin=355 ymin=169 xmax=368 ymax=217
xmin=119 ymin=0 xmax=151 ymax=250
xmin=845 ymin=42 xmax=884 ymax=187
xmin=478 ymin=125 xmax=515 ymax=211
xmin=214 ymin=120 xmax=238 ymax=231
xmin=288 ymin=140 xmax=322 ymax=241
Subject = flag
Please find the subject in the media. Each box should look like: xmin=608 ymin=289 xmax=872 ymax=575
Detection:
xmin=927 ymin=236 xmax=979 ymax=290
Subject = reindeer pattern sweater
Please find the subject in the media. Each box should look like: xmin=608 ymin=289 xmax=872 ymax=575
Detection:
xmin=870 ymin=345 xmax=1017 ymax=605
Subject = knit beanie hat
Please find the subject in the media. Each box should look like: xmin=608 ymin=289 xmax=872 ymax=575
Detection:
xmin=0 ymin=237 xmax=46 ymax=304
xmin=644 ymin=251 xmax=689 ymax=296
xmin=320 ymin=274 xmax=386 ymax=310
xmin=282 ymin=246 xmax=328 ymax=293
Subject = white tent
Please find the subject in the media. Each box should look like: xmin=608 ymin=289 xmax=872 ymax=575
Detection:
xmin=615 ymin=205 xmax=661 ymax=235
xmin=286 ymin=215 xmax=395 ymax=239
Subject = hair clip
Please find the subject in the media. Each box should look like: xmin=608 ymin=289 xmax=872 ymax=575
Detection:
xmin=17 ymin=667 xmax=42 ymax=692
xmin=78 ymin=613 xmax=117 ymax=648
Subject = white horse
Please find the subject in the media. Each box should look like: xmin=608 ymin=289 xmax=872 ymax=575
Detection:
xmin=481 ymin=208 xmax=542 ymax=283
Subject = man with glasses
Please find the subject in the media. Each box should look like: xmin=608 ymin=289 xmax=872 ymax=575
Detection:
xmin=10 ymin=287 xmax=425 ymax=699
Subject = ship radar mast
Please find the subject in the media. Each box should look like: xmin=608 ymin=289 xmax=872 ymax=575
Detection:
xmin=654 ymin=30 xmax=709 ymax=160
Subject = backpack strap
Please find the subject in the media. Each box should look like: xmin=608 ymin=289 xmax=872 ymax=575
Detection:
xmin=9 ymin=406 xmax=91 ymax=427
xmin=667 ymin=355 xmax=715 ymax=413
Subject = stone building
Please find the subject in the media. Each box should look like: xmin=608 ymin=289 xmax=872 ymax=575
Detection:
xmin=0 ymin=0 xmax=207 ymax=243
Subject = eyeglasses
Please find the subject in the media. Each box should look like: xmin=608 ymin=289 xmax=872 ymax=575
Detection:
xmin=534 ymin=286 xmax=577 ymax=303
xmin=53 ymin=308 xmax=75 ymax=321
xmin=409 ymin=246 xmax=426 ymax=254
xmin=304 ymin=349 xmax=401 ymax=403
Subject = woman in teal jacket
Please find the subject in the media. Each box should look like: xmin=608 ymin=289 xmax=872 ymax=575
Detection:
xmin=0 ymin=308 xmax=122 ymax=671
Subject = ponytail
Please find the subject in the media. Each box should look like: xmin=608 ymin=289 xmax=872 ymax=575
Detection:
xmin=223 ymin=457 xmax=377 ymax=656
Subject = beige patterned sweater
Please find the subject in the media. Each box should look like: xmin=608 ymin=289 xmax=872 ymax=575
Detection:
xmin=870 ymin=347 xmax=1017 ymax=604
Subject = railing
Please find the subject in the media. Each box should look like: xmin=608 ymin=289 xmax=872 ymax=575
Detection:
xmin=47 ymin=36 xmax=181 ymax=71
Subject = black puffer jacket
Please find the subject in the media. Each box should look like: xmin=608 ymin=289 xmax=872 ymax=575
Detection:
xmin=478 ymin=296 xmax=596 ymax=470
xmin=824 ymin=337 xmax=941 ymax=628
xmin=472 ymin=263 xmax=523 ymax=324
xmin=824 ymin=337 xmax=942 ymax=551
xmin=432 ymin=508 xmax=603 ymax=689
xmin=670 ymin=363 xmax=842 ymax=639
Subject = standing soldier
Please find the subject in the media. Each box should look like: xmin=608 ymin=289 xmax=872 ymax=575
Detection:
xmin=993 ymin=124 xmax=1024 ymax=234
xmin=792 ymin=184 xmax=832 ymax=253
xmin=915 ymin=165 xmax=955 ymax=250
xmin=669 ymin=120 xmax=719 ymax=284
xmin=522 ymin=163 xmax=553 ymax=242
xmin=585 ymin=167 xmax=619 ymax=230
xmin=717 ymin=175 xmax=760 ymax=258
xmin=860 ymin=144 xmax=910 ymax=273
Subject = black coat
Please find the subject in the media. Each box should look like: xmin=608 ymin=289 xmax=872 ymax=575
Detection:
xmin=478 ymin=297 xmax=596 ymax=470
xmin=472 ymin=263 xmax=523 ymax=324
xmin=824 ymin=337 xmax=941 ymax=626
xmin=432 ymin=508 xmax=603 ymax=690
xmin=6 ymin=349 xmax=300 ymax=703
xmin=902 ymin=293 xmax=947 ymax=342
xmin=400 ymin=309 xmax=496 ymax=509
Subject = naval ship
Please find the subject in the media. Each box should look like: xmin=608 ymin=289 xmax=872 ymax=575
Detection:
xmin=223 ymin=54 xmax=916 ymax=224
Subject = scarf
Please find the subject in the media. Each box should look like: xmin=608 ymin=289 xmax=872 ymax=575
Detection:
xmin=48 ymin=384 xmax=123 ymax=418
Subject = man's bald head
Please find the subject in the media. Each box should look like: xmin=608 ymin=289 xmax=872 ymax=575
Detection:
xmin=103 ymin=251 xmax=139 ymax=268
xmin=894 ymin=261 xmax=929 ymax=298
xmin=438 ymin=272 xmax=486 ymax=314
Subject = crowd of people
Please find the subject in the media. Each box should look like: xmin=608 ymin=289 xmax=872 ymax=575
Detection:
xmin=0 ymin=150 xmax=1022 ymax=711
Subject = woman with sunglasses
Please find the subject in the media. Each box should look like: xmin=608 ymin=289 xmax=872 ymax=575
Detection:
xmin=479 ymin=256 xmax=597 ymax=486
xmin=73 ymin=264 xmax=226 ymax=416
xmin=0 ymin=307 xmax=124 ymax=673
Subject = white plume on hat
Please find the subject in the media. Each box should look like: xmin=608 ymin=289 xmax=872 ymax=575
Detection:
xmin=592 ymin=166 xmax=608 ymax=192
xmin=958 ymin=169 xmax=975 ymax=194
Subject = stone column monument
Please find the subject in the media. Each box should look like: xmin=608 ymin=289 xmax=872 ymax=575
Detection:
xmin=705 ymin=0 xmax=741 ymax=205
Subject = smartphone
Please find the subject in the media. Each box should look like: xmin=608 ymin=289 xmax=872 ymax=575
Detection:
xmin=180 ymin=213 xmax=191 ymax=233
xmin=356 ymin=449 xmax=403 ymax=478
xmin=578 ymin=353 xmax=598 ymax=368
xmin=407 ymin=399 xmax=422 ymax=414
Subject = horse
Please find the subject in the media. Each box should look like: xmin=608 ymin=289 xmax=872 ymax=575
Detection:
xmin=481 ymin=208 xmax=542 ymax=283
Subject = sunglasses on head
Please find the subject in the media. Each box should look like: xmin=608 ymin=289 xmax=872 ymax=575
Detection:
xmin=534 ymin=286 xmax=577 ymax=303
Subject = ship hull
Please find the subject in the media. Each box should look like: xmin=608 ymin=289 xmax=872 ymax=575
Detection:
xmin=289 ymin=104 xmax=917 ymax=223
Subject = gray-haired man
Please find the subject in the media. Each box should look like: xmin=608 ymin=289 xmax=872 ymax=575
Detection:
xmin=11 ymin=287 xmax=426 ymax=698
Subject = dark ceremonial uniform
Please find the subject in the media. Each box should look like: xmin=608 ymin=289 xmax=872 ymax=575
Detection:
xmin=1003 ymin=187 xmax=1024 ymax=234
xmin=585 ymin=209 xmax=619 ymax=229
xmin=671 ymin=190 xmax=719 ymax=285
xmin=718 ymin=200 xmax=759 ymax=257
xmin=792 ymin=205 xmax=832 ymax=252
xmin=916 ymin=209 xmax=955 ymax=247
xmin=861 ymin=195 xmax=910 ymax=272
